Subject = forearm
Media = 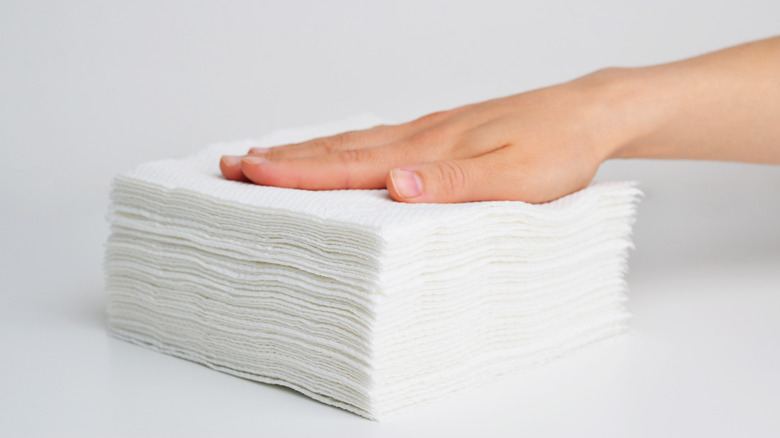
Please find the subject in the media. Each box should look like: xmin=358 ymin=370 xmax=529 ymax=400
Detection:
xmin=606 ymin=36 xmax=780 ymax=164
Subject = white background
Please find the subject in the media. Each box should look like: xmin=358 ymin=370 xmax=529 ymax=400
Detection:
xmin=1 ymin=1 xmax=778 ymax=436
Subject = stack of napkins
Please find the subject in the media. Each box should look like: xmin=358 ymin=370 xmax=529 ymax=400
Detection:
xmin=105 ymin=115 xmax=641 ymax=420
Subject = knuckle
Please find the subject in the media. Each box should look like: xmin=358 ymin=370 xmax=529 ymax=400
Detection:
xmin=331 ymin=133 xmax=349 ymax=148
xmin=410 ymin=128 xmax=447 ymax=147
xmin=336 ymin=148 xmax=365 ymax=166
xmin=313 ymin=133 xmax=348 ymax=154
xmin=414 ymin=110 xmax=451 ymax=125
xmin=434 ymin=161 xmax=467 ymax=195
xmin=264 ymin=148 xmax=283 ymax=159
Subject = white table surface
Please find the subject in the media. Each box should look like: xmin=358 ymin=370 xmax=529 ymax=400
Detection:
xmin=2 ymin=2 xmax=779 ymax=436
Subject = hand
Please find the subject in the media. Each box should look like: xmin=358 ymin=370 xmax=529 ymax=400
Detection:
xmin=220 ymin=36 xmax=780 ymax=203
xmin=220 ymin=72 xmax=628 ymax=204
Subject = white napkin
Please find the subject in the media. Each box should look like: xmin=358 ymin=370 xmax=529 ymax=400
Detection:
xmin=105 ymin=115 xmax=641 ymax=420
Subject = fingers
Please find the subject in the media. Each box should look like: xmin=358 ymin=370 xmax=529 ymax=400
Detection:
xmin=220 ymin=155 xmax=249 ymax=182
xmin=220 ymin=109 xmax=481 ymax=182
xmin=220 ymin=124 xmax=408 ymax=181
xmin=386 ymin=147 xmax=543 ymax=203
xmin=239 ymin=142 xmax=436 ymax=190
xmin=221 ymin=118 xmax=513 ymax=196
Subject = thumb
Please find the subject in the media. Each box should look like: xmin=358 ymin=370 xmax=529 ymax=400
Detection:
xmin=387 ymin=155 xmax=513 ymax=203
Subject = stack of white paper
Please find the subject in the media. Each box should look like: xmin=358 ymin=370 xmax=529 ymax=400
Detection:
xmin=105 ymin=115 xmax=641 ymax=420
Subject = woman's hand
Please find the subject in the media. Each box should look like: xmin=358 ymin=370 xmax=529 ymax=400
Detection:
xmin=220 ymin=36 xmax=780 ymax=204
xmin=220 ymin=71 xmax=631 ymax=204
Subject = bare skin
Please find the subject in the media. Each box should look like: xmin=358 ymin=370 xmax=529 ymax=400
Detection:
xmin=220 ymin=36 xmax=780 ymax=204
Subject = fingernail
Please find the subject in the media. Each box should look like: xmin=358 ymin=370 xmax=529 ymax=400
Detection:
xmin=222 ymin=155 xmax=242 ymax=167
xmin=249 ymin=147 xmax=270 ymax=155
xmin=242 ymin=156 xmax=268 ymax=166
xmin=390 ymin=169 xmax=423 ymax=198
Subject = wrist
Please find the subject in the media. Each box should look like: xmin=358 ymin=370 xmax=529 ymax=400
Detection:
xmin=573 ymin=66 xmax=675 ymax=161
